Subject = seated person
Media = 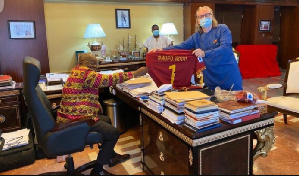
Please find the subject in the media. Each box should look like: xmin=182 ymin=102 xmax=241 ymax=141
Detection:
xmin=143 ymin=24 xmax=173 ymax=52
xmin=56 ymin=53 xmax=148 ymax=175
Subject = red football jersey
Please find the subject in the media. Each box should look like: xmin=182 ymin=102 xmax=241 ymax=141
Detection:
xmin=146 ymin=50 xmax=205 ymax=87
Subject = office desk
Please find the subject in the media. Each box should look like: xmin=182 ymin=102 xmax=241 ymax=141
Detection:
xmin=111 ymin=86 xmax=276 ymax=175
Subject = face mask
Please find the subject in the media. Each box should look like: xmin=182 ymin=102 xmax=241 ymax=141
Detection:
xmin=153 ymin=30 xmax=159 ymax=36
xmin=199 ymin=18 xmax=212 ymax=28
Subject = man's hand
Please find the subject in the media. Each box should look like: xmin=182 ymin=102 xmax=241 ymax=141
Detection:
xmin=132 ymin=67 xmax=148 ymax=78
xmin=148 ymin=48 xmax=163 ymax=53
xmin=192 ymin=49 xmax=205 ymax=58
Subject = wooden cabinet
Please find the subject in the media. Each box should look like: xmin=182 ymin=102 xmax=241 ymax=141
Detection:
xmin=0 ymin=89 xmax=22 ymax=132
xmin=142 ymin=116 xmax=189 ymax=175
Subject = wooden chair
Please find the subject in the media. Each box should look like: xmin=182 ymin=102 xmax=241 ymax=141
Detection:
xmin=263 ymin=59 xmax=299 ymax=124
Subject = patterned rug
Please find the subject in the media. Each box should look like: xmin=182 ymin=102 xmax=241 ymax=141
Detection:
xmin=87 ymin=135 xmax=144 ymax=175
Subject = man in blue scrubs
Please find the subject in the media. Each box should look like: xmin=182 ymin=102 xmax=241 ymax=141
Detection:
xmin=150 ymin=6 xmax=243 ymax=91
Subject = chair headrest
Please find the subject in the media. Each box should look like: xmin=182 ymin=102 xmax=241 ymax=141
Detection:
xmin=23 ymin=57 xmax=41 ymax=88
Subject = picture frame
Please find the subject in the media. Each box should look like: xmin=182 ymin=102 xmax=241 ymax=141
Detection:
xmin=115 ymin=9 xmax=131 ymax=29
xmin=8 ymin=20 xmax=36 ymax=39
xmin=259 ymin=20 xmax=271 ymax=32
xmin=132 ymin=51 xmax=140 ymax=57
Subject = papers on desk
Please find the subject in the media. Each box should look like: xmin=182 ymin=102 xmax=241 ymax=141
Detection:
xmin=2 ymin=129 xmax=30 ymax=151
xmin=99 ymin=69 xmax=124 ymax=75
xmin=0 ymin=81 xmax=16 ymax=90
xmin=39 ymin=82 xmax=63 ymax=91
xmin=46 ymin=73 xmax=69 ymax=83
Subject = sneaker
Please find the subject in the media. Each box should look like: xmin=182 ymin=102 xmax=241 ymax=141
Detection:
xmin=108 ymin=153 xmax=130 ymax=167
xmin=90 ymin=168 xmax=114 ymax=175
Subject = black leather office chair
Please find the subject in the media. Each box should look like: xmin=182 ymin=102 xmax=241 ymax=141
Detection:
xmin=23 ymin=57 xmax=103 ymax=174
xmin=0 ymin=129 xmax=4 ymax=155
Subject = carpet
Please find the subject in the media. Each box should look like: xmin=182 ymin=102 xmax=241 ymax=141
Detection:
xmin=87 ymin=135 xmax=144 ymax=175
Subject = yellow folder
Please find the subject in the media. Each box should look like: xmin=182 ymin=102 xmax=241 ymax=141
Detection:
xmin=164 ymin=91 xmax=209 ymax=101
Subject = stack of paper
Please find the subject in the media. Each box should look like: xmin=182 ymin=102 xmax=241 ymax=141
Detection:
xmin=128 ymin=81 xmax=158 ymax=97
xmin=217 ymin=100 xmax=260 ymax=124
xmin=184 ymin=99 xmax=220 ymax=130
xmin=123 ymin=77 xmax=152 ymax=89
xmin=0 ymin=75 xmax=12 ymax=87
xmin=46 ymin=73 xmax=69 ymax=84
xmin=2 ymin=128 xmax=30 ymax=151
xmin=148 ymin=91 xmax=165 ymax=113
xmin=162 ymin=91 xmax=210 ymax=124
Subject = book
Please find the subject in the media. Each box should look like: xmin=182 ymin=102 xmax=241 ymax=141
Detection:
xmin=125 ymin=77 xmax=152 ymax=85
xmin=216 ymin=100 xmax=257 ymax=114
xmin=220 ymin=112 xmax=260 ymax=124
xmin=185 ymin=105 xmax=219 ymax=114
xmin=184 ymin=123 xmax=221 ymax=133
xmin=0 ymin=75 xmax=12 ymax=82
xmin=184 ymin=109 xmax=219 ymax=119
xmin=185 ymin=99 xmax=215 ymax=109
xmin=219 ymin=109 xmax=260 ymax=119
xmin=164 ymin=91 xmax=210 ymax=101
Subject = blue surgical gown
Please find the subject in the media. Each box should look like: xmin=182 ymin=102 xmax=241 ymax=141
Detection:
xmin=164 ymin=24 xmax=243 ymax=91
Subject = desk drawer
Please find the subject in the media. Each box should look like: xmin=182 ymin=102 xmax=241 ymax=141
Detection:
xmin=143 ymin=116 xmax=189 ymax=175
xmin=0 ymin=104 xmax=21 ymax=132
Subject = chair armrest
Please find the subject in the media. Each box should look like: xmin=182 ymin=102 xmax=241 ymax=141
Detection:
xmin=51 ymin=117 xmax=95 ymax=133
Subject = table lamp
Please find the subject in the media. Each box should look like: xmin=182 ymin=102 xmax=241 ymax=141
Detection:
xmin=83 ymin=23 xmax=106 ymax=57
xmin=160 ymin=22 xmax=178 ymax=44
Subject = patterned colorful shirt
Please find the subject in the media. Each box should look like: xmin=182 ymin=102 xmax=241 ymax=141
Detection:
xmin=56 ymin=65 xmax=133 ymax=124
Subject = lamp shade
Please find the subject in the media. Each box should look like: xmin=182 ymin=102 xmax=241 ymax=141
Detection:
xmin=83 ymin=24 xmax=106 ymax=39
xmin=160 ymin=23 xmax=178 ymax=35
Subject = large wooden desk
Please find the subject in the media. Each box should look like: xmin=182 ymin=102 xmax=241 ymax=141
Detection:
xmin=112 ymin=86 xmax=276 ymax=175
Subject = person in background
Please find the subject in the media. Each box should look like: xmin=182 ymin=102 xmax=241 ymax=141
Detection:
xmin=143 ymin=24 xmax=173 ymax=52
xmin=56 ymin=53 xmax=148 ymax=175
xmin=149 ymin=6 xmax=243 ymax=91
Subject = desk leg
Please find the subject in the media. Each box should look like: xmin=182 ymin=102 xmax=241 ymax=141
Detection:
xmin=253 ymin=126 xmax=275 ymax=161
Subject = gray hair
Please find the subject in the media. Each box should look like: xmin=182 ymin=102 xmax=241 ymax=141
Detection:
xmin=194 ymin=6 xmax=218 ymax=34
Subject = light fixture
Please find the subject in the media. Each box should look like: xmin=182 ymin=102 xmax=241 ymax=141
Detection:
xmin=160 ymin=22 xmax=178 ymax=43
xmin=83 ymin=23 xmax=106 ymax=56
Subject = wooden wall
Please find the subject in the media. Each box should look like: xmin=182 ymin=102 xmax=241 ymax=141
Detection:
xmin=183 ymin=3 xmax=215 ymax=40
xmin=278 ymin=6 xmax=299 ymax=68
xmin=0 ymin=0 xmax=49 ymax=82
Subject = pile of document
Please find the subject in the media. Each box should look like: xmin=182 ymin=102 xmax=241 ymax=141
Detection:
xmin=147 ymin=84 xmax=172 ymax=113
xmin=148 ymin=91 xmax=165 ymax=113
xmin=0 ymin=75 xmax=12 ymax=86
xmin=184 ymin=99 xmax=220 ymax=130
xmin=118 ymin=77 xmax=158 ymax=97
xmin=217 ymin=100 xmax=260 ymax=124
xmin=2 ymin=128 xmax=30 ymax=151
xmin=46 ymin=73 xmax=69 ymax=84
xmin=162 ymin=91 xmax=210 ymax=124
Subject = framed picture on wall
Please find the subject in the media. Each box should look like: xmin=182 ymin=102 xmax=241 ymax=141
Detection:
xmin=115 ymin=9 xmax=131 ymax=29
xmin=259 ymin=20 xmax=271 ymax=32
xmin=8 ymin=20 xmax=36 ymax=39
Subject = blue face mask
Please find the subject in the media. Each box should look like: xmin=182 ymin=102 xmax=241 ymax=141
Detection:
xmin=199 ymin=18 xmax=212 ymax=28
xmin=153 ymin=30 xmax=159 ymax=37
